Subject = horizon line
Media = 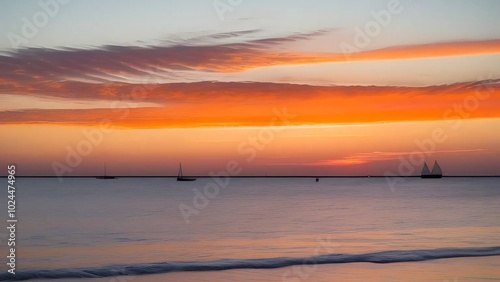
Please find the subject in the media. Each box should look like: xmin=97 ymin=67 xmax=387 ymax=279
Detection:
xmin=2 ymin=175 xmax=500 ymax=178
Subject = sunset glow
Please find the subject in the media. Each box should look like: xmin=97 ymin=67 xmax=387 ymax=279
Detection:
xmin=1 ymin=0 xmax=499 ymax=176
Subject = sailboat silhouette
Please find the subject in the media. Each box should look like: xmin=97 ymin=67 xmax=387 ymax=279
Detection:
xmin=421 ymin=161 xmax=442 ymax=178
xmin=177 ymin=163 xmax=196 ymax=181
xmin=96 ymin=162 xmax=116 ymax=179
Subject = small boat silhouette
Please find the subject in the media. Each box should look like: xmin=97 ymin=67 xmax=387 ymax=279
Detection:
xmin=177 ymin=163 xmax=196 ymax=181
xmin=96 ymin=162 xmax=116 ymax=179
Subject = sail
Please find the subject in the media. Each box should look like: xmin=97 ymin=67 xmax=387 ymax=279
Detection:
xmin=421 ymin=163 xmax=431 ymax=176
xmin=176 ymin=162 xmax=196 ymax=181
xmin=178 ymin=163 xmax=183 ymax=178
xmin=96 ymin=162 xmax=115 ymax=179
xmin=431 ymin=161 xmax=442 ymax=175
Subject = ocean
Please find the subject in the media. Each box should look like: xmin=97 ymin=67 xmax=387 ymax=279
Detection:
xmin=1 ymin=177 xmax=499 ymax=281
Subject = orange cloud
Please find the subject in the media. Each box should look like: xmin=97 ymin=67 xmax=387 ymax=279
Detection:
xmin=0 ymin=80 xmax=498 ymax=128
xmin=215 ymin=39 xmax=500 ymax=72
xmin=316 ymin=159 xmax=369 ymax=166
xmin=311 ymin=149 xmax=489 ymax=167
xmin=345 ymin=40 xmax=500 ymax=62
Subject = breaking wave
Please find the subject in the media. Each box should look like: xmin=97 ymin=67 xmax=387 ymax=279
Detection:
xmin=2 ymin=246 xmax=500 ymax=281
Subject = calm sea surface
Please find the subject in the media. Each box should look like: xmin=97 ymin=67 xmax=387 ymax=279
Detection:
xmin=1 ymin=177 xmax=499 ymax=281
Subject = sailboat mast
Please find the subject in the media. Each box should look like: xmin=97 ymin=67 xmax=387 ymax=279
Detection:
xmin=176 ymin=162 xmax=196 ymax=181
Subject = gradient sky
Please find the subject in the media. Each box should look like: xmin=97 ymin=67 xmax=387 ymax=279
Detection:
xmin=1 ymin=0 xmax=499 ymax=176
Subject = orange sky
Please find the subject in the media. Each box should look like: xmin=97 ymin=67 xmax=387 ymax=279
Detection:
xmin=1 ymin=31 xmax=500 ymax=176
xmin=1 ymin=118 xmax=499 ymax=176
xmin=0 ymin=80 xmax=499 ymax=128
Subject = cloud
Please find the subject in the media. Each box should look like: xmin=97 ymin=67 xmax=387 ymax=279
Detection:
xmin=0 ymin=94 xmax=161 ymax=111
xmin=347 ymin=39 xmax=500 ymax=61
xmin=0 ymin=80 xmax=498 ymax=128
xmin=1 ymin=31 xmax=499 ymax=92
xmin=306 ymin=149 xmax=490 ymax=167
xmin=0 ymin=29 xmax=334 ymax=88
xmin=1 ymin=29 xmax=499 ymax=128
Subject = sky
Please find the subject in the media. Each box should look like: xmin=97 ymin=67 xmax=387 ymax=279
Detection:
xmin=0 ymin=0 xmax=499 ymax=176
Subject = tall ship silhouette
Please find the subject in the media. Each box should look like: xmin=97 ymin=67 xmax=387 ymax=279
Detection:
xmin=421 ymin=161 xmax=442 ymax=178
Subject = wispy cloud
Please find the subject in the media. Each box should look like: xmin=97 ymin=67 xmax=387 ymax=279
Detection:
xmin=1 ymin=29 xmax=499 ymax=128
xmin=1 ymin=31 xmax=499 ymax=91
xmin=310 ymin=149 xmax=489 ymax=166
xmin=0 ymin=94 xmax=161 ymax=111
xmin=346 ymin=40 xmax=500 ymax=61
